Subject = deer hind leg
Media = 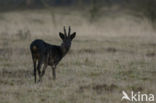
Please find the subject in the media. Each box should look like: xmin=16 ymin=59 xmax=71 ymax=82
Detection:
xmin=51 ymin=65 xmax=56 ymax=80
xmin=37 ymin=57 xmax=44 ymax=82
xmin=33 ymin=58 xmax=37 ymax=83
xmin=40 ymin=54 xmax=49 ymax=81
xmin=39 ymin=64 xmax=47 ymax=82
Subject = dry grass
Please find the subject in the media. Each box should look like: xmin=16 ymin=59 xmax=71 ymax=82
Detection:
xmin=0 ymin=9 xmax=156 ymax=103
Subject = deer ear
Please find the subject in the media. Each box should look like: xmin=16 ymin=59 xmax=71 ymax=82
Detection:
xmin=70 ymin=32 xmax=76 ymax=40
xmin=59 ymin=32 xmax=65 ymax=40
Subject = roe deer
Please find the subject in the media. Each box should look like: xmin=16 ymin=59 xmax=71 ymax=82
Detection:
xmin=30 ymin=26 xmax=76 ymax=83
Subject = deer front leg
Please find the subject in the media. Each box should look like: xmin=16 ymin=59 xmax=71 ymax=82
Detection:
xmin=51 ymin=65 xmax=56 ymax=80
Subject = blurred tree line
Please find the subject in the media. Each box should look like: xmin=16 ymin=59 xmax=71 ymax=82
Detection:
xmin=0 ymin=0 xmax=156 ymax=25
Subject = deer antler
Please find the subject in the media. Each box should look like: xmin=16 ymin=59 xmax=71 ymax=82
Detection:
xmin=64 ymin=26 xmax=67 ymax=36
xmin=68 ymin=26 xmax=71 ymax=36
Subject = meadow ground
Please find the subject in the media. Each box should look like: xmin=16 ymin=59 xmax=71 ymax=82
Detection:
xmin=0 ymin=9 xmax=156 ymax=103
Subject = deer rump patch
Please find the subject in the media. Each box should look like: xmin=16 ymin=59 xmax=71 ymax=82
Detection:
xmin=32 ymin=46 xmax=37 ymax=51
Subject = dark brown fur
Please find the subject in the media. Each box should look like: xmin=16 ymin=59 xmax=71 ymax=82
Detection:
xmin=30 ymin=27 xmax=76 ymax=83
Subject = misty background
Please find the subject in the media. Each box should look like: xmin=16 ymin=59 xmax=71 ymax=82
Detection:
xmin=0 ymin=0 xmax=156 ymax=26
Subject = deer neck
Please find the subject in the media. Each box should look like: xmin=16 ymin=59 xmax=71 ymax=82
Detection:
xmin=60 ymin=43 xmax=70 ymax=56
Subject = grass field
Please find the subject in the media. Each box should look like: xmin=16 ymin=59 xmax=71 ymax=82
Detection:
xmin=0 ymin=9 xmax=156 ymax=103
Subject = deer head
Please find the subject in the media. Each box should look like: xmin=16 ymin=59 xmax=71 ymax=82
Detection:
xmin=59 ymin=26 xmax=76 ymax=50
